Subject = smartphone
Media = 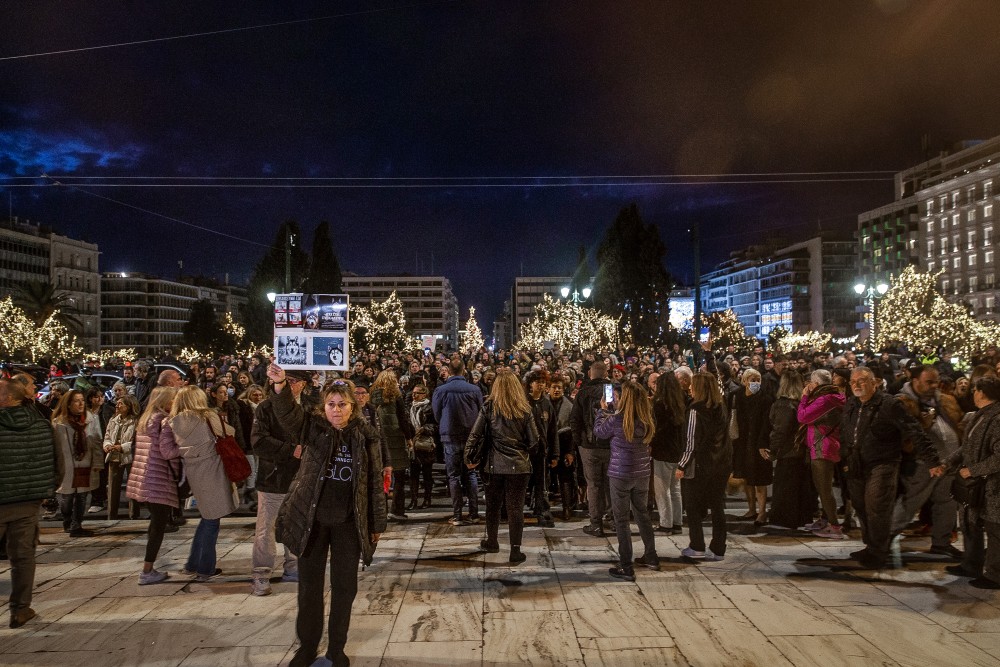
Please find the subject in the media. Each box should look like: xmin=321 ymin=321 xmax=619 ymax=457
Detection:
xmin=603 ymin=383 xmax=614 ymax=405
xmin=699 ymin=327 xmax=710 ymax=344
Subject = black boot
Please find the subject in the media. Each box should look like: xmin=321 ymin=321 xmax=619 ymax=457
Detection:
xmin=509 ymin=546 xmax=527 ymax=564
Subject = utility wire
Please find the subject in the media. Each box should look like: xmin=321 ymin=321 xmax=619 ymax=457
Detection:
xmin=1 ymin=170 xmax=898 ymax=180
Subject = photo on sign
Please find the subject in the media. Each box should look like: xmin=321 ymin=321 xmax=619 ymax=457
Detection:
xmin=275 ymin=335 xmax=308 ymax=366
xmin=301 ymin=294 xmax=348 ymax=331
xmin=312 ymin=336 xmax=346 ymax=367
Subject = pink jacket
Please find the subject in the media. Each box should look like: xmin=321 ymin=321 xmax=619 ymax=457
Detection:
xmin=796 ymin=392 xmax=845 ymax=462
xmin=126 ymin=410 xmax=182 ymax=507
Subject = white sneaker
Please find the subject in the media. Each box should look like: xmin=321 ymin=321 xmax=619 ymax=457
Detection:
xmin=681 ymin=547 xmax=705 ymax=559
xmin=703 ymin=550 xmax=725 ymax=562
xmin=87 ymin=505 xmax=103 ymax=514
xmin=250 ymin=578 xmax=272 ymax=596
xmin=800 ymin=519 xmax=828 ymax=531
xmin=138 ymin=569 xmax=169 ymax=585
xmin=815 ymin=524 xmax=847 ymax=540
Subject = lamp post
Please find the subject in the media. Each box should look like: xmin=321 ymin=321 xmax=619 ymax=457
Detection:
xmin=560 ymin=286 xmax=592 ymax=348
xmin=854 ymin=280 xmax=889 ymax=349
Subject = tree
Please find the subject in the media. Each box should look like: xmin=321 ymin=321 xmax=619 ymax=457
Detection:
xmin=519 ymin=294 xmax=620 ymax=350
xmin=460 ymin=306 xmax=485 ymax=355
xmin=701 ymin=309 xmax=756 ymax=353
xmin=245 ymin=220 xmax=310 ymax=344
xmin=183 ymin=299 xmax=240 ymax=354
xmin=349 ymin=292 xmax=413 ymax=352
xmin=13 ymin=280 xmax=83 ymax=331
xmin=593 ymin=204 xmax=673 ymax=345
xmin=303 ymin=221 xmax=343 ymax=295
xmin=0 ymin=297 xmax=82 ymax=363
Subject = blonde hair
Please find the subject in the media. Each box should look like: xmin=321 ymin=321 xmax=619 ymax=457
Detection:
xmin=617 ymin=381 xmax=655 ymax=445
xmin=372 ymin=369 xmax=401 ymax=402
xmin=170 ymin=385 xmax=215 ymax=420
xmin=139 ymin=386 xmax=178 ymax=431
xmin=691 ymin=372 xmax=723 ymax=409
xmin=488 ymin=370 xmax=531 ymax=420
xmin=316 ymin=379 xmax=359 ymax=422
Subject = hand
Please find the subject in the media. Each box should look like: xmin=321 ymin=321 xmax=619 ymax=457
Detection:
xmin=293 ymin=445 xmax=303 ymax=459
xmin=674 ymin=468 xmax=685 ymax=481
xmin=371 ymin=532 xmax=381 ymax=544
xmin=267 ymin=363 xmax=285 ymax=384
xmin=565 ymin=453 xmax=575 ymax=466
xmin=383 ymin=466 xmax=392 ymax=476
xmin=928 ymin=465 xmax=945 ymax=478
xmin=960 ymin=467 xmax=972 ymax=479
xmin=600 ymin=395 xmax=607 ymax=410
xmin=759 ymin=448 xmax=770 ymax=461
xmin=549 ymin=458 xmax=559 ymax=468
xmin=700 ymin=336 xmax=712 ymax=352
xmin=466 ymin=463 xmax=477 ymax=470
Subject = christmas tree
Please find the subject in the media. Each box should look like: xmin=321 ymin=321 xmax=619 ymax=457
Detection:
xmin=519 ymin=294 xmax=620 ymax=349
xmin=350 ymin=291 xmax=413 ymax=352
xmin=461 ymin=306 xmax=485 ymax=356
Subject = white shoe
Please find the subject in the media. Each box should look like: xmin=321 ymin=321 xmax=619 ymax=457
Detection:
xmin=138 ymin=569 xmax=169 ymax=585
xmin=250 ymin=578 xmax=272 ymax=596
xmin=681 ymin=547 xmax=705 ymax=559
xmin=87 ymin=505 xmax=104 ymax=514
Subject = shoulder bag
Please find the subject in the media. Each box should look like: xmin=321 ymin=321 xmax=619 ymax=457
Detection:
xmin=209 ymin=416 xmax=252 ymax=483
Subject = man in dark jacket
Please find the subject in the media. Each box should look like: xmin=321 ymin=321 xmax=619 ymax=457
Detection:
xmin=841 ymin=367 xmax=944 ymax=569
xmin=525 ymin=370 xmax=558 ymax=527
xmin=0 ymin=378 xmax=56 ymax=629
xmin=249 ymin=370 xmax=308 ymax=596
xmin=432 ymin=356 xmax=484 ymax=525
xmin=570 ymin=361 xmax=613 ymax=536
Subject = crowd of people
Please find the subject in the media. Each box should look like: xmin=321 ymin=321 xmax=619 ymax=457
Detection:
xmin=4 ymin=338 xmax=1000 ymax=665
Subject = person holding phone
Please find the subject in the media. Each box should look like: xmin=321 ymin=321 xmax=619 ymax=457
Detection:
xmin=570 ymin=361 xmax=616 ymax=537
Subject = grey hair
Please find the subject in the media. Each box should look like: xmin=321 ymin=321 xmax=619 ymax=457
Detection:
xmin=810 ymin=369 xmax=832 ymax=386
xmin=674 ymin=366 xmax=693 ymax=378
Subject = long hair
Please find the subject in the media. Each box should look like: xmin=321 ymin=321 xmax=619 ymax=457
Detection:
xmin=489 ymin=370 xmax=531 ymax=420
xmin=372 ymin=369 xmax=401 ymax=402
xmin=316 ymin=379 xmax=359 ymax=422
xmin=652 ymin=371 xmax=686 ymax=427
xmin=52 ymin=389 xmax=86 ymax=425
xmin=691 ymin=372 xmax=723 ymax=409
xmin=239 ymin=384 xmax=265 ymax=403
xmin=617 ymin=380 xmax=655 ymax=444
xmin=116 ymin=395 xmax=141 ymax=420
xmin=138 ymin=386 xmax=178 ymax=431
xmin=170 ymin=385 xmax=215 ymax=420
xmin=777 ymin=371 xmax=805 ymax=401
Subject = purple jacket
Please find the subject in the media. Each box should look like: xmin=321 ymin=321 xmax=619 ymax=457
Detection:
xmin=796 ymin=391 xmax=845 ymax=462
xmin=126 ymin=410 xmax=181 ymax=507
xmin=594 ymin=410 xmax=651 ymax=481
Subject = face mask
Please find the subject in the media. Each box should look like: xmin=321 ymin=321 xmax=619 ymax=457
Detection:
xmin=748 ymin=382 xmax=761 ymax=394
xmin=227 ymin=387 xmax=235 ymax=398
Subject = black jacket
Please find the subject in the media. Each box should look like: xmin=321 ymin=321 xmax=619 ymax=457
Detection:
xmin=250 ymin=397 xmax=301 ymax=495
xmin=650 ymin=401 xmax=684 ymax=463
xmin=678 ymin=400 xmax=731 ymax=477
xmin=840 ymin=390 xmax=939 ymax=477
xmin=465 ymin=404 xmax=539 ymax=475
xmin=529 ymin=394 xmax=559 ymax=461
xmin=768 ymin=396 xmax=801 ymax=460
xmin=271 ymin=384 xmax=386 ymax=566
xmin=570 ymin=377 xmax=612 ymax=450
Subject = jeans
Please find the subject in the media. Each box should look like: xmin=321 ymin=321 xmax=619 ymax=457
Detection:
xmin=186 ymin=517 xmax=221 ymax=576
xmin=145 ymin=503 xmax=173 ymax=564
xmin=847 ymin=462 xmax=899 ymax=564
xmin=579 ymin=448 xmax=611 ymax=527
xmin=682 ymin=472 xmax=729 ymax=556
xmin=246 ymin=454 xmax=258 ymax=490
xmin=811 ymin=458 xmax=839 ymax=526
xmin=444 ymin=442 xmax=479 ymax=519
xmin=297 ymin=521 xmax=360 ymax=666
xmin=390 ymin=469 xmax=408 ymax=516
xmin=652 ymin=460 xmax=682 ymax=528
xmin=0 ymin=501 xmax=40 ymax=615
xmin=58 ymin=492 xmax=86 ymax=532
xmin=107 ymin=460 xmax=125 ymax=520
xmin=485 ymin=473 xmax=530 ymax=547
xmin=771 ymin=457 xmax=816 ymax=529
xmin=609 ymin=476 xmax=657 ymax=567
xmin=890 ymin=461 xmax=957 ymax=548
xmin=253 ymin=491 xmax=297 ymax=578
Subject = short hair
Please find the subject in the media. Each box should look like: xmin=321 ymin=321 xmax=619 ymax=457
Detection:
xmin=317 ymin=379 xmax=359 ymax=422
xmin=974 ymin=376 xmax=1000 ymax=402
xmin=157 ymin=369 xmax=181 ymax=386
xmin=116 ymin=395 xmax=141 ymax=419
xmin=674 ymin=366 xmax=693 ymax=379
xmin=810 ymin=369 xmax=832 ymax=386
xmin=910 ymin=365 xmax=938 ymax=381
xmin=449 ymin=355 xmax=466 ymax=376
xmin=0 ymin=378 xmax=26 ymax=404
xmin=740 ymin=368 xmax=761 ymax=383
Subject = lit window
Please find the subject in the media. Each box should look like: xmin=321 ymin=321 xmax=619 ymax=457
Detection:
xmin=953 ymin=214 xmax=960 ymax=226
xmin=969 ymin=231 xmax=977 ymax=249
xmin=987 ymin=181 xmax=994 ymax=198
xmin=943 ymin=279 xmax=950 ymax=291
xmin=955 ymin=277 xmax=963 ymax=293
xmin=927 ymin=220 xmax=935 ymax=233
xmin=926 ymin=200 xmax=935 ymax=216
xmin=940 ymin=195 xmax=948 ymax=209
xmin=987 ymin=227 xmax=994 ymax=245
xmin=953 ymin=235 xmax=961 ymax=252
xmin=970 ymin=276 xmax=978 ymax=291
xmin=988 ymin=296 xmax=995 ymax=311
xmin=954 ymin=257 xmax=961 ymax=269
xmin=927 ymin=240 xmax=935 ymax=255
xmin=969 ymin=254 xmax=977 ymax=267
xmin=928 ymin=261 xmax=936 ymax=271
xmin=987 ymin=250 xmax=994 ymax=265
xmin=969 ymin=209 xmax=977 ymax=222
xmin=986 ymin=204 xmax=993 ymax=218
xmin=969 ymin=186 xmax=977 ymax=201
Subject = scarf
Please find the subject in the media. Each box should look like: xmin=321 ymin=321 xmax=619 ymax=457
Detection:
xmin=69 ymin=413 xmax=88 ymax=460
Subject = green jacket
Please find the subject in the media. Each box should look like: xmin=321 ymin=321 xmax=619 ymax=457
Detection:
xmin=0 ymin=404 xmax=57 ymax=505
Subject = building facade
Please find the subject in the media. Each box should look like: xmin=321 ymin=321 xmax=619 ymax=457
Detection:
xmin=0 ymin=218 xmax=101 ymax=351
xmin=341 ymin=274 xmax=459 ymax=349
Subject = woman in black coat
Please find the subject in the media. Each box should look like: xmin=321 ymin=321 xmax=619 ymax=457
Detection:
xmin=730 ymin=369 xmax=773 ymax=524
xmin=650 ymin=372 xmax=686 ymax=534
xmin=767 ymin=372 xmax=815 ymax=529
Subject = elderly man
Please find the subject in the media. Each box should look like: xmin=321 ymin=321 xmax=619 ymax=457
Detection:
xmin=841 ymin=367 xmax=944 ymax=569
xmin=0 ymin=378 xmax=57 ymax=629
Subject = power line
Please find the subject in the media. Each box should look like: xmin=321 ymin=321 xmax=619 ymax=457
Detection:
xmin=0 ymin=1 xmax=459 ymax=62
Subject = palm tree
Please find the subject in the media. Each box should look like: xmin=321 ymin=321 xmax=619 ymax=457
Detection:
xmin=13 ymin=280 xmax=84 ymax=331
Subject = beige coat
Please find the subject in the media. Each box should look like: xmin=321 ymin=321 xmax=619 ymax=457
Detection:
xmin=54 ymin=416 xmax=103 ymax=494
xmin=162 ymin=411 xmax=237 ymax=520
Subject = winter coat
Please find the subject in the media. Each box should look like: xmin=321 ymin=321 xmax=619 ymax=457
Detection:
xmin=570 ymin=378 xmax=613 ymax=450
xmin=529 ymin=394 xmax=559 ymax=462
xmin=409 ymin=398 xmax=438 ymax=465
xmin=431 ymin=376 xmax=484 ymax=444
xmin=840 ymin=390 xmax=939 ymax=478
xmin=946 ymin=402 xmax=1000 ymax=523
xmin=594 ymin=410 xmax=652 ymax=481
xmin=370 ymin=389 xmax=415 ymax=469
xmin=465 ymin=404 xmax=539 ymax=475
xmin=213 ymin=398 xmax=247 ymax=452
xmin=797 ymin=389 xmax=845 ymax=461
xmin=270 ymin=384 xmax=386 ymax=566
xmin=678 ymin=400 xmax=731 ymax=478
xmin=251 ymin=396 xmax=301 ymax=495
xmin=0 ymin=404 xmax=56 ymax=506
xmin=127 ymin=410 xmax=181 ymax=508
xmin=102 ymin=414 xmax=137 ymax=465
xmin=162 ymin=411 xmax=237 ymax=520
xmin=54 ymin=416 xmax=103 ymax=494
xmin=650 ymin=400 xmax=684 ymax=463
xmin=551 ymin=396 xmax=575 ymax=458
xmin=769 ymin=396 xmax=802 ymax=460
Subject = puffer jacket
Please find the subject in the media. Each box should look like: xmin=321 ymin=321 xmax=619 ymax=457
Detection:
xmin=102 ymin=414 xmax=137 ymax=465
xmin=797 ymin=388 xmax=845 ymax=461
xmin=127 ymin=410 xmax=181 ymax=508
xmin=465 ymin=403 xmax=539 ymax=475
xmin=594 ymin=410 xmax=652 ymax=481
xmin=947 ymin=402 xmax=1000 ymax=523
xmin=162 ymin=411 xmax=237 ymax=520
xmin=840 ymin=390 xmax=939 ymax=478
xmin=251 ymin=396 xmax=301 ymax=495
xmin=0 ymin=404 xmax=56 ymax=506
xmin=54 ymin=416 xmax=103 ymax=494
xmin=271 ymin=384 xmax=386 ymax=566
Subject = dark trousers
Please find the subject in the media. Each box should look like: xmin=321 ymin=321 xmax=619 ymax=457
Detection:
xmin=390 ymin=469 xmax=407 ymax=516
xmin=770 ymin=457 xmax=817 ymax=529
xmin=58 ymin=492 xmax=86 ymax=532
xmin=91 ymin=460 xmax=109 ymax=506
xmin=682 ymin=472 xmax=729 ymax=556
xmin=485 ymin=473 xmax=530 ymax=548
xmin=959 ymin=507 xmax=1000 ymax=581
xmin=580 ymin=448 xmax=611 ymax=527
xmin=528 ymin=453 xmax=552 ymax=516
xmin=609 ymin=476 xmax=657 ymax=567
xmin=107 ymin=460 xmax=124 ymax=519
xmin=847 ymin=462 xmax=899 ymax=564
xmin=0 ymin=501 xmax=40 ymax=615
xmin=444 ymin=442 xmax=479 ymax=519
xmin=409 ymin=455 xmax=434 ymax=503
xmin=297 ymin=521 xmax=360 ymax=666
xmin=144 ymin=502 xmax=173 ymax=564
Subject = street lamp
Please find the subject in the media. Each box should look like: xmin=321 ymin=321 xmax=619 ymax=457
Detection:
xmin=266 ymin=292 xmax=277 ymax=303
xmin=854 ymin=280 xmax=889 ymax=348
xmin=560 ymin=286 xmax=593 ymax=347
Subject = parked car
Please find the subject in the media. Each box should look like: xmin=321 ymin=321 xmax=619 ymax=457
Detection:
xmin=37 ymin=371 xmax=123 ymax=403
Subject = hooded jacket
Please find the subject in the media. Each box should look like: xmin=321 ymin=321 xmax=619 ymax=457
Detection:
xmin=797 ymin=387 xmax=845 ymax=461
xmin=0 ymin=404 xmax=56 ymax=506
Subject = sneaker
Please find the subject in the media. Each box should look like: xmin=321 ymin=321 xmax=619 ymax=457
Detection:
xmin=163 ymin=523 xmax=179 ymax=534
xmin=388 ymin=513 xmax=407 ymax=521
xmin=281 ymin=571 xmax=299 ymax=583
xmin=671 ymin=525 xmax=684 ymax=535
xmin=703 ymin=550 xmax=725 ymax=562
xmin=634 ymin=554 xmax=661 ymax=571
xmin=250 ymin=578 xmax=272 ymax=596
xmin=608 ymin=566 xmax=636 ymax=582
xmin=815 ymin=524 xmax=847 ymax=540
xmin=194 ymin=568 xmax=223 ymax=582
xmin=479 ymin=539 xmax=500 ymax=553
xmin=138 ymin=569 xmax=169 ymax=585
xmin=928 ymin=544 xmax=964 ymax=560
xmin=969 ymin=577 xmax=1000 ymax=590
xmin=9 ymin=607 xmax=36 ymax=629
xmin=582 ymin=524 xmax=606 ymax=537
xmin=467 ymin=515 xmax=482 ymax=525
xmin=681 ymin=547 xmax=706 ymax=559
xmin=800 ymin=519 xmax=828 ymax=531
xmin=654 ymin=525 xmax=673 ymax=534
xmin=509 ymin=548 xmax=527 ymax=564
xmin=87 ymin=505 xmax=104 ymax=514
xmin=448 ymin=517 xmax=466 ymax=527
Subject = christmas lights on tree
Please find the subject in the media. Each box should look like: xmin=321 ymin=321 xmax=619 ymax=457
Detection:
xmin=776 ymin=331 xmax=833 ymax=355
xmin=349 ymin=291 xmax=414 ymax=352
xmin=460 ymin=306 xmax=485 ymax=356
xmin=0 ymin=297 xmax=83 ymax=363
xmin=701 ymin=310 xmax=756 ymax=353
xmin=223 ymin=312 xmax=246 ymax=345
xmin=97 ymin=348 xmax=138 ymax=366
xmin=519 ymin=294 xmax=620 ymax=350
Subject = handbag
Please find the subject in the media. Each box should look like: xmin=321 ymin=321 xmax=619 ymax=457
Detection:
xmin=72 ymin=466 xmax=91 ymax=488
xmin=209 ymin=416 xmax=252 ymax=483
xmin=413 ymin=433 xmax=436 ymax=453
xmin=728 ymin=405 xmax=739 ymax=441
xmin=466 ymin=405 xmax=493 ymax=469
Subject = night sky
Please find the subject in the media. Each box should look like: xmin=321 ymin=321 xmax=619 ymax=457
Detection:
xmin=4 ymin=1 xmax=1000 ymax=330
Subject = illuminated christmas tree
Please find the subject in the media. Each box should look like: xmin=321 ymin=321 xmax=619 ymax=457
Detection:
xmin=350 ymin=291 xmax=413 ymax=352
xmin=0 ymin=297 xmax=83 ymax=362
xmin=461 ymin=306 xmax=485 ymax=356
xmin=701 ymin=309 xmax=756 ymax=353
xmin=519 ymin=294 xmax=620 ymax=350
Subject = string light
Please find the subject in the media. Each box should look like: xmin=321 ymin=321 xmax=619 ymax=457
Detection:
xmin=701 ymin=309 xmax=756 ymax=353
xmin=460 ymin=306 xmax=485 ymax=356
xmin=0 ymin=297 xmax=82 ymax=362
xmin=776 ymin=330 xmax=833 ymax=354
xmin=349 ymin=291 xmax=415 ymax=352
xmin=97 ymin=348 xmax=137 ymax=366
xmin=519 ymin=294 xmax=620 ymax=350
xmin=223 ymin=312 xmax=246 ymax=344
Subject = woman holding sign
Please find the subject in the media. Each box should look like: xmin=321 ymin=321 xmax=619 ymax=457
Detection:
xmin=268 ymin=364 xmax=385 ymax=667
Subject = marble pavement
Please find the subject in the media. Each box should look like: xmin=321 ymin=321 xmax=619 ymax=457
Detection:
xmin=3 ymin=509 xmax=1000 ymax=666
